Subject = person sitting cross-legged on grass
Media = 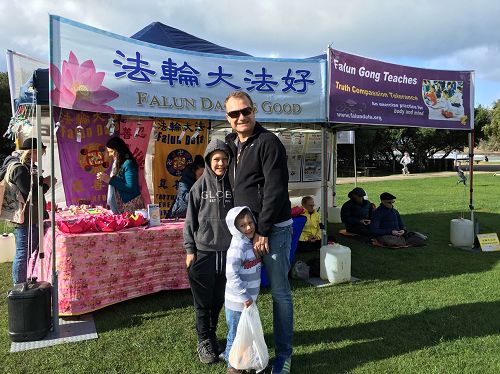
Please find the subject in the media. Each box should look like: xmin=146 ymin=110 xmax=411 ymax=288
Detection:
xmin=340 ymin=187 xmax=374 ymax=236
xmin=370 ymin=192 xmax=427 ymax=247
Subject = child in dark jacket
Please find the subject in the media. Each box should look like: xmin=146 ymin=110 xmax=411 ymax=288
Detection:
xmin=184 ymin=139 xmax=234 ymax=364
xmin=170 ymin=155 xmax=205 ymax=218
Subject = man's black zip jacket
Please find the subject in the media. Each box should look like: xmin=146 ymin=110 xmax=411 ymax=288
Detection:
xmin=225 ymin=122 xmax=291 ymax=237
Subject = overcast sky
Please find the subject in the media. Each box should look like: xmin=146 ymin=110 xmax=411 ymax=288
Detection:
xmin=1 ymin=0 xmax=499 ymax=107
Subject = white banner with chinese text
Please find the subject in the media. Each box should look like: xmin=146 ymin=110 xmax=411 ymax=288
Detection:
xmin=50 ymin=16 xmax=326 ymax=122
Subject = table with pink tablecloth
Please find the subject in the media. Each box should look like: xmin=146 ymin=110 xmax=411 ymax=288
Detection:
xmin=33 ymin=220 xmax=189 ymax=316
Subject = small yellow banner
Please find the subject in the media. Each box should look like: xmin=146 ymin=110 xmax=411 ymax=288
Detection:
xmin=152 ymin=118 xmax=208 ymax=218
xmin=476 ymin=233 xmax=500 ymax=252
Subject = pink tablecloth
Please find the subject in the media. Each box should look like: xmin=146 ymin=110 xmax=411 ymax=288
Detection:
xmin=33 ymin=220 xmax=190 ymax=316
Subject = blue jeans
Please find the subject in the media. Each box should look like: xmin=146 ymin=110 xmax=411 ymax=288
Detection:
xmin=224 ymin=307 xmax=242 ymax=368
xmin=12 ymin=224 xmax=39 ymax=284
xmin=262 ymin=224 xmax=293 ymax=360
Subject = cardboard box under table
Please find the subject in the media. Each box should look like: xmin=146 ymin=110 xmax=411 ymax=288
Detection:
xmin=31 ymin=220 xmax=189 ymax=316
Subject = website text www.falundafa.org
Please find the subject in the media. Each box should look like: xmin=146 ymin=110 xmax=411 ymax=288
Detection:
xmin=336 ymin=112 xmax=382 ymax=121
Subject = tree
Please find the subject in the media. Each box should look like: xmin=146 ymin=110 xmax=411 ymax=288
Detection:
xmin=474 ymin=105 xmax=491 ymax=141
xmin=338 ymin=112 xmax=489 ymax=173
xmin=482 ymin=100 xmax=500 ymax=150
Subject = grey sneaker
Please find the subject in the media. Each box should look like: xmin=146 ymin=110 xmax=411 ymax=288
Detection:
xmin=197 ymin=338 xmax=218 ymax=364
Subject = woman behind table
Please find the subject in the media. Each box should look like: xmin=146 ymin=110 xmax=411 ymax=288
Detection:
xmin=6 ymin=138 xmax=53 ymax=284
xmin=97 ymin=137 xmax=144 ymax=214
xmin=170 ymin=155 xmax=205 ymax=218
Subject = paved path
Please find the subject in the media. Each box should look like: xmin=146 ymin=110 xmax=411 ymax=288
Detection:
xmin=336 ymin=170 xmax=493 ymax=185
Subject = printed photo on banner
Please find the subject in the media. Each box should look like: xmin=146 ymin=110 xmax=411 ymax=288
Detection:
xmin=55 ymin=108 xmax=152 ymax=206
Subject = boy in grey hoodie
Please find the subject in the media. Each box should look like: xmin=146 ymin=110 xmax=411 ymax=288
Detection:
xmin=184 ymin=139 xmax=234 ymax=364
xmin=224 ymin=206 xmax=262 ymax=374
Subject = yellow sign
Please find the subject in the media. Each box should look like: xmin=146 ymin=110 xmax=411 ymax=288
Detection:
xmin=477 ymin=233 xmax=500 ymax=252
xmin=152 ymin=118 xmax=208 ymax=218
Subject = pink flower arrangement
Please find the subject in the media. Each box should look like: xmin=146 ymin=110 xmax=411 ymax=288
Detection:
xmin=51 ymin=51 xmax=119 ymax=112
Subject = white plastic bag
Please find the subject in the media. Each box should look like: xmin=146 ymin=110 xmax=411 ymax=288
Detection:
xmin=228 ymin=303 xmax=269 ymax=372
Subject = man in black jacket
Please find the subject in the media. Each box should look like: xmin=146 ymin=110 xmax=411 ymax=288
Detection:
xmin=340 ymin=187 xmax=373 ymax=236
xmin=225 ymin=91 xmax=293 ymax=374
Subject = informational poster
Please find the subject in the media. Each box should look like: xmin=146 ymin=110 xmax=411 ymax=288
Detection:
xmin=152 ymin=118 xmax=208 ymax=218
xmin=55 ymin=108 xmax=152 ymax=206
xmin=329 ymin=48 xmax=473 ymax=130
xmin=287 ymin=154 xmax=302 ymax=182
xmin=279 ymin=132 xmax=305 ymax=156
xmin=305 ymin=133 xmax=322 ymax=153
xmin=278 ymin=131 xmax=332 ymax=183
xmin=55 ymin=108 xmax=113 ymax=206
xmin=302 ymin=153 xmax=322 ymax=181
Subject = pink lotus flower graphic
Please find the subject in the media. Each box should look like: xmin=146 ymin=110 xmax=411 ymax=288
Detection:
xmin=50 ymin=51 xmax=119 ymax=113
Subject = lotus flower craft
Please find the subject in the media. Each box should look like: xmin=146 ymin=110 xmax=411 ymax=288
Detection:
xmin=51 ymin=51 xmax=119 ymax=112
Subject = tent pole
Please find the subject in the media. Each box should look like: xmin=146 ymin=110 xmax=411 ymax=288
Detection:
xmin=321 ymin=126 xmax=328 ymax=245
xmin=49 ymin=104 xmax=59 ymax=333
xmin=49 ymin=16 xmax=59 ymax=333
xmin=353 ymin=131 xmax=357 ymax=187
xmin=468 ymin=130 xmax=475 ymax=239
xmin=332 ymin=129 xmax=337 ymax=207
xmin=36 ymin=105 xmax=45 ymax=281
xmin=469 ymin=71 xmax=476 ymax=245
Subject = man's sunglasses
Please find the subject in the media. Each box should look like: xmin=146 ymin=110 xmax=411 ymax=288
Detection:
xmin=226 ymin=107 xmax=253 ymax=119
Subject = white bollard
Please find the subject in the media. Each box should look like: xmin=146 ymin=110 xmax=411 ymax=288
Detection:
xmin=0 ymin=233 xmax=16 ymax=263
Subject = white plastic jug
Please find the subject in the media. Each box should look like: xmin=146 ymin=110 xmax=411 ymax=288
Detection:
xmin=320 ymin=244 xmax=351 ymax=284
xmin=328 ymin=207 xmax=342 ymax=223
xmin=0 ymin=233 xmax=16 ymax=263
xmin=450 ymin=218 xmax=474 ymax=247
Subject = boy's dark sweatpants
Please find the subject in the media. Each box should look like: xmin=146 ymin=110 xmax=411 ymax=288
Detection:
xmin=188 ymin=250 xmax=227 ymax=343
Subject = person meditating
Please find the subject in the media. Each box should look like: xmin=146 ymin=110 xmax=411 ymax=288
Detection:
xmin=340 ymin=187 xmax=373 ymax=236
xmin=370 ymin=192 xmax=427 ymax=247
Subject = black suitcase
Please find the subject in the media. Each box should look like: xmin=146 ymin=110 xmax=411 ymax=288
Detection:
xmin=7 ymin=279 xmax=52 ymax=342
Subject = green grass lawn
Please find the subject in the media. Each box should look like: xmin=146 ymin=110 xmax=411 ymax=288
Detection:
xmin=1 ymin=174 xmax=499 ymax=373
